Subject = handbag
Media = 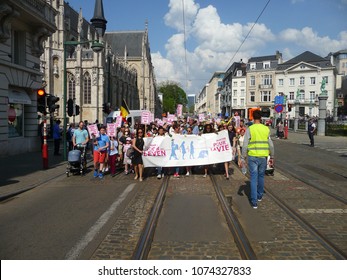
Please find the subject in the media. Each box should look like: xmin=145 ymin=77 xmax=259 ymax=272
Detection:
xmin=126 ymin=146 xmax=134 ymax=158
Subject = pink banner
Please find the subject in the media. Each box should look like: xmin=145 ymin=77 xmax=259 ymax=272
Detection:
xmin=87 ymin=124 xmax=99 ymax=138
xmin=141 ymin=111 xmax=151 ymax=124
xmin=107 ymin=123 xmax=117 ymax=137
xmin=115 ymin=115 xmax=123 ymax=128
xmin=176 ymin=104 xmax=183 ymax=117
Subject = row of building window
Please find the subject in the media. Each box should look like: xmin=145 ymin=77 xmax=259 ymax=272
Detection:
xmin=247 ymin=75 xmax=329 ymax=87
xmin=67 ymin=72 xmax=92 ymax=104
xmin=223 ymin=90 xmax=317 ymax=105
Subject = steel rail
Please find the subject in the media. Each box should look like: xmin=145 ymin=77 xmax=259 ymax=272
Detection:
xmin=275 ymin=161 xmax=347 ymax=205
xmin=132 ymin=176 xmax=169 ymax=260
xmin=265 ymin=186 xmax=347 ymax=260
xmin=210 ymin=174 xmax=257 ymax=260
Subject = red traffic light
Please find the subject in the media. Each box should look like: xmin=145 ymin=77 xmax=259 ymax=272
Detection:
xmin=37 ymin=88 xmax=46 ymax=96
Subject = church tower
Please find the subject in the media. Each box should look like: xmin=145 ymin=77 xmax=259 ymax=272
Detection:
xmin=90 ymin=0 xmax=107 ymax=37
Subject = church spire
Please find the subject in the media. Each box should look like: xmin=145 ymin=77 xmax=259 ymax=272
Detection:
xmin=90 ymin=0 xmax=107 ymax=37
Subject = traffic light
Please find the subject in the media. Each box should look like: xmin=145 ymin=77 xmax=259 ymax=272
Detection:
xmin=75 ymin=105 xmax=80 ymax=116
xmin=102 ymin=103 xmax=109 ymax=113
xmin=288 ymin=104 xmax=292 ymax=112
xmin=67 ymin=98 xmax=74 ymax=117
xmin=47 ymin=95 xmax=60 ymax=113
xmin=37 ymin=88 xmax=46 ymax=114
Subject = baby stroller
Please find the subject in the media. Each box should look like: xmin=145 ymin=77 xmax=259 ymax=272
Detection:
xmin=66 ymin=144 xmax=87 ymax=176
xmin=265 ymin=156 xmax=274 ymax=176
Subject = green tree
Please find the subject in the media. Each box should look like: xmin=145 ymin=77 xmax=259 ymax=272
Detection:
xmin=158 ymin=81 xmax=188 ymax=114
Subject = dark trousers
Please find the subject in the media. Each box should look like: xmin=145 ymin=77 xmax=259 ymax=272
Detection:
xmin=54 ymin=139 xmax=61 ymax=154
xmin=308 ymin=132 xmax=314 ymax=146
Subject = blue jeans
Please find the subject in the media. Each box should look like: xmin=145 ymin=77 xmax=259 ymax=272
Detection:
xmin=248 ymin=156 xmax=267 ymax=205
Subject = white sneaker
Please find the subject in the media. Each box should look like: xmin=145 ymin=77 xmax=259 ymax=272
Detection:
xmin=157 ymin=174 xmax=162 ymax=179
xmin=203 ymin=174 xmax=207 ymax=178
xmin=185 ymin=172 xmax=190 ymax=176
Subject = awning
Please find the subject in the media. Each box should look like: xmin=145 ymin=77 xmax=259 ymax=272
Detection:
xmin=8 ymin=89 xmax=32 ymax=105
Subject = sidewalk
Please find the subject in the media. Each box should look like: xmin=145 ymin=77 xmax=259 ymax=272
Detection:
xmin=0 ymin=131 xmax=346 ymax=201
xmin=0 ymin=144 xmax=67 ymax=200
xmin=270 ymin=128 xmax=347 ymax=153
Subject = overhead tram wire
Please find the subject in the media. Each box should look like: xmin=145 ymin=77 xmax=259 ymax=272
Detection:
xmin=182 ymin=0 xmax=189 ymax=89
xmin=224 ymin=0 xmax=271 ymax=71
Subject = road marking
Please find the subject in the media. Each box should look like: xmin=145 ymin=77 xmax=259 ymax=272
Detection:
xmin=65 ymin=183 xmax=136 ymax=260
xmin=298 ymin=209 xmax=347 ymax=214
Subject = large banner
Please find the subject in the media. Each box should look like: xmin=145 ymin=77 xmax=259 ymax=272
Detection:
xmin=142 ymin=130 xmax=232 ymax=167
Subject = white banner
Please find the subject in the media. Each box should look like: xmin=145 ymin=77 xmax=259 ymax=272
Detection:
xmin=142 ymin=130 xmax=232 ymax=167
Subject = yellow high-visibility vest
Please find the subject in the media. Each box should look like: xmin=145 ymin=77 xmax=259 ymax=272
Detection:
xmin=248 ymin=124 xmax=270 ymax=157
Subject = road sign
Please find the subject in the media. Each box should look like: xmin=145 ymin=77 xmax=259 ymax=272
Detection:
xmin=274 ymin=104 xmax=283 ymax=113
xmin=274 ymin=95 xmax=284 ymax=105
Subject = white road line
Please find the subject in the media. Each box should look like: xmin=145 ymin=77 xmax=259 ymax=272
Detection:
xmin=65 ymin=183 xmax=136 ymax=260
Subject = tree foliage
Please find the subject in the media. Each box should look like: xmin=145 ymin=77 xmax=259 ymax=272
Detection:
xmin=158 ymin=81 xmax=188 ymax=114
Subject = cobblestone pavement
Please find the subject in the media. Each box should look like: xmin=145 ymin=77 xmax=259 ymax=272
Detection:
xmin=148 ymin=175 xmax=242 ymax=260
xmin=220 ymin=164 xmax=345 ymax=259
xmin=91 ymin=174 xmax=161 ymax=260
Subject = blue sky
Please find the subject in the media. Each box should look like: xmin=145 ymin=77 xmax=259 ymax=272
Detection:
xmin=67 ymin=0 xmax=347 ymax=95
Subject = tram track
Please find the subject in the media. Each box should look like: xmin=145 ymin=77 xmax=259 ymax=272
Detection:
xmin=275 ymin=163 xmax=347 ymax=205
xmin=236 ymin=159 xmax=347 ymax=259
xmin=132 ymin=175 xmax=170 ymax=259
xmin=132 ymin=173 xmax=257 ymax=260
xmin=210 ymin=174 xmax=257 ymax=260
xmin=264 ymin=185 xmax=347 ymax=260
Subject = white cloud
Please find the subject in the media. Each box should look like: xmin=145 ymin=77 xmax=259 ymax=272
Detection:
xmin=164 ymin=0 xmax=199 ymax=32
xmin=153 ymin=0 xmax=346 ymax=96
xmin=279 ymin=27 xmax=347 ymax=56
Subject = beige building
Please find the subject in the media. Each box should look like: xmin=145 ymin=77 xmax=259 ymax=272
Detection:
xmin=275 ymin=51 xmax=336 ymax=119
xmin=246 ymin=51 xmax=282 ymax=119
xmin=196 ymin=72 xmax=224 ymax=117
xmin=0 ymin=0 xmax=57 ymax=155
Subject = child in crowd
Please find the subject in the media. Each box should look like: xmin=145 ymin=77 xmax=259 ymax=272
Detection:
xmin=123 ymin=137 xmax=133 ymax=175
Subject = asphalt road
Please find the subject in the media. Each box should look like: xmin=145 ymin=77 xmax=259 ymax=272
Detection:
xmin=0 ymin=136 xmax=346 ymax=260
xmin=0 ymin=175 xmax=137 ymax=260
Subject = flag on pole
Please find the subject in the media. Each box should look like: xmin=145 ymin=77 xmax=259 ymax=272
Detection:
xmin=120 ymin=99 xmax=130 ymax=120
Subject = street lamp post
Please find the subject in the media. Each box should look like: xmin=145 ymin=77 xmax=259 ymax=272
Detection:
xmin=63 ymin=40 xmax=104 ymax=160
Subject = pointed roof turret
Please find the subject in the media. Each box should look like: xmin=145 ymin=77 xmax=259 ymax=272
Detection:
xmin=90 ymin=0 xmax=107 ymax=37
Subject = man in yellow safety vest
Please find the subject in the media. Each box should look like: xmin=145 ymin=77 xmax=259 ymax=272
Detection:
xmin=241 ymin=110 xmax=274 ymax=209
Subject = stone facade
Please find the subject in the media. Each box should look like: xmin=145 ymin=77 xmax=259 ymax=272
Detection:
xmin=221 ymin=62 xmax=247 ymax=118
xmin=0 ymin=0 xmax=57 ymax=156
xmin=275 ymin=51 xmax=335 ymax=119
xmin=195 ymin=72 xmax=224 ymax=117
xmin=104 ymin=28 xmax=157 ymax=115
xmin=41 ymin=0 xmax=139 ymax=125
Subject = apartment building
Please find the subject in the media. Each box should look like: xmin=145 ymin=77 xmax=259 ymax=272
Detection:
xmin=276 ymin=51 xmax=335 ymax=119
xmin=195 ymin=72 xmax=224 ymax=117
xmin=246 ymin=51 xmax=282 ymax=119
xmin=221 ymin=61 xmax=247 ymax=118
xmin=0 ymin=0 xmax=57 ymax=155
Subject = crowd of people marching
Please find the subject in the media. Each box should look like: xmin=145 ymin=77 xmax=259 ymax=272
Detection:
xmin=68 ymin=117 xmax=250 ymax=181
